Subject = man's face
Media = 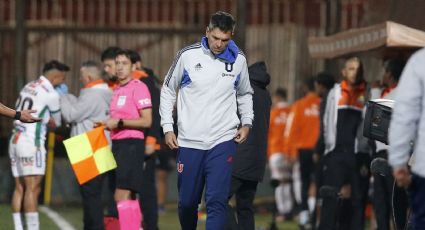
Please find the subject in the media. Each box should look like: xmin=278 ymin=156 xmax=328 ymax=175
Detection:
xmin=50 ymin=70 xmax=66 ymax=87
xmin=103 ymin=59 xmax=116 ymax=79
xmin=79 ymin=67 xmax=90 ymax=86
xmin=315 ymin=82 xmax=325 ymax=97
xmin=206 ymin=27 xmax=233 ymax=55
xmin=342 ymin=60 xmax=360 ymax=85
xmin=115 ymin=55 xmax=133 ymax=82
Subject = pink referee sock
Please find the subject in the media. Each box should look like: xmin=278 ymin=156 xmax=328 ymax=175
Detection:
xmin=117 ymin=200 xmax=142 ymax=230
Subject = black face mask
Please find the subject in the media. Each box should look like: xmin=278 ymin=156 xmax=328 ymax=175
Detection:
xmin=110 ymin=76 xmax=118 ymax=82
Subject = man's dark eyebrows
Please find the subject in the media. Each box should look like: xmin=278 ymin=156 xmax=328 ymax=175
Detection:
xmin=212 ymin=35 xmax=230 ymax=41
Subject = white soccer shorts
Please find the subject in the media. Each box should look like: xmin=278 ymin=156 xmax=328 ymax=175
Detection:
xmin=9 ymin=134 xmax=46 ymax=177
xmin=269 ymin=153 xmax=291 ymax=180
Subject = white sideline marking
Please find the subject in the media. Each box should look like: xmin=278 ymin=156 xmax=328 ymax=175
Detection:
xmin=39 ymin=205 xmax=76 ymax=230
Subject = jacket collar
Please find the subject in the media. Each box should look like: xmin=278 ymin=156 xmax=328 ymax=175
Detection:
xmin=201 ymin=36 xmax=239 ymax=63
xmin=84 ymin=79 xmax=105 ymax=88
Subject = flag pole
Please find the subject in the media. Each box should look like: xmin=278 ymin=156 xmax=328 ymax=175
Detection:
xmin=44 ymin=132 xmax=55 ymax=205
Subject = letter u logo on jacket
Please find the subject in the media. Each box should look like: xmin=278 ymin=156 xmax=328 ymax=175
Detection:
xmin=225 ymin=63 xmax=234 ymax=72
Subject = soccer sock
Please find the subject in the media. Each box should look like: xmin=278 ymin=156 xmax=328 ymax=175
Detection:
xmin=308 ymin=197 xmax=316 ymax=213
xmin=25 ymin=212 xmax=39 ymax=230
xmin=12 ymin=212 xmax=24 ymax=230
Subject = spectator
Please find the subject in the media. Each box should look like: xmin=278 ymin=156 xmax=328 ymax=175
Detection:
xmin=373 ymin=58 xmax=407 ymax=230
xmin=60 ymin=60 xmax=112 ymax=230
xmin=101 ymin=46 xmax=121 ymax=89
xmin=226 ymin=61 xmax=272 ymax=230
xmin=312 ymin=71 xmax=335 ymax=227
xmin=283 ymin=78 xmax=321 ymax=228
xmin=267 ymin=87 xmax=293 ymax=221
xmin=100 ymin=46 xmax=121 ymax=218
xmin=129 ymin=49 xmax=161 ymax=230
xmin=319 ymin=57 xmax=367 ymax=230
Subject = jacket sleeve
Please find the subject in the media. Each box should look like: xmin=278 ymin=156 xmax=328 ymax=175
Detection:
xmin=141 ymin=76 xmax=161 ymax=142
xmin=284 ymin=102 xmax=301 ymax=159
xmin=160 ymin=51 xmax=185 ymax=133
xmin=389 ymin=53 xmax=422 ymax=168
xmin=315 ymin=108 xmax=325 ymax=155
xmin=236 ymin=60 xmax=254 ymax=126
xmin=60 ymin=93 xmax=95 ymax=123
xmin=49 ymin=93 xmax=62 ymax=127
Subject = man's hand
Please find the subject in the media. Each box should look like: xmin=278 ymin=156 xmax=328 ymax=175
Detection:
xmin=47 ymin=118 xmax=57 ymax=129
xmin=393 ymin=167 xmax=411 ymax=188
xmin=165 ymin=132 xmax=178 ymax=149
xmin=313 ymin=153 xmax=320 ymax=164
xmin=105 ymin=118 xmax=119 ymax=130
xmin=94 ymin=122 xmax=105 ymax=128
xmin=145 ymin=144 xmax=155 ymax=155
xmin=19 ymin=110 xmax=41 ymax=123
xmin=234 ymin=126 xmax=250 ymax=144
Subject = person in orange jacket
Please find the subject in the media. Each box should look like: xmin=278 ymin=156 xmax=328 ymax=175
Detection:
xmin=267 ymin=88 xmax=293 ymax=221
xmin=283 ymin=78 xmax=321 ymax=228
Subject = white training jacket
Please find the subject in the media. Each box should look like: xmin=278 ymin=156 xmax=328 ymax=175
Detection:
xmin=160 ymin=37 xmax=254 ymax=150
xmin=389 ymin=48 xmax=425 ymax=177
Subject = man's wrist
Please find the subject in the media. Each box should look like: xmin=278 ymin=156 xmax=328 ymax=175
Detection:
xmin=163 ymin=124 xmax=174 ymax=134
xmin=242 ymin=124 xmax=252 ymax=129
xmin=14 ymin=111 xmax=21 ymax=120
xmin=117 ymin=119 xmax=124 ymax=129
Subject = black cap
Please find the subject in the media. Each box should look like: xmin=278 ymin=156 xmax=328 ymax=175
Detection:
xmin=42 ymin=60 xmax=70 ymax=73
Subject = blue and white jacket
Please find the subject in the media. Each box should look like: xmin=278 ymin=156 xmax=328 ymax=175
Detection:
xmin=160 ymin=37 xmax=254 ymax=150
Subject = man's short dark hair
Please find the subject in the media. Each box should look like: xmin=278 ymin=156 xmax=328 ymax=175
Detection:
xmin=42 ymin=60 xmax=70 ymax=73
xmin=208 ymin=11 xmax=236 ymax=33
xmin=274 ymin=87 xmax=287 ymax=100
xmin=128 ymin=50 xmax=142 ymax=64
xmin=304 ymin=77 xmax=316 ymax=91
xmin=316 ymin=72 xmax=335 ymax=90
xmin=101 ymin=46 xmax=121 ymax=61
xmin=384 ymin=58 xmax=406 ymax=82
xmin=115 ymin=49 xmax=133 ymax=61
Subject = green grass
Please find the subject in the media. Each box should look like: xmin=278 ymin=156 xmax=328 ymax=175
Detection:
xmin=0 ymin=204 xmax=59 ymax=230
xmin=0 ymin=203 xmax=299 ymax=229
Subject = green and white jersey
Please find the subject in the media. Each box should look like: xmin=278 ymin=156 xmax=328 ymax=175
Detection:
xmin=13 ymin=76 xmax=61 ymax=147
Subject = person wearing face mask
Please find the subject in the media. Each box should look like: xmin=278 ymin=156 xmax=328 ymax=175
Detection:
xmin=160 ymin=11 xmax=253 ymax=230
xmin=9 ymin=60 xmax=69 ymax=230
xmin=101 ymin=46 xmax=121 ymax=90
xmin=318 ymin=57 xmax=369 ymax=230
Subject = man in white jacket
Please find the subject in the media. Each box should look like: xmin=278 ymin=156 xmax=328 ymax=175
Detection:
xmin=160 ymin=11 xmax=254 ymax=230
xmin=61 ymin=60 xmax=112 ymax=230
xmin=389 ymin=48 xmax=425 ymax=230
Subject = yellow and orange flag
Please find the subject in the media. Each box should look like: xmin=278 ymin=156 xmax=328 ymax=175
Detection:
xmin=63 ymin=127 xmax=116 ymax=185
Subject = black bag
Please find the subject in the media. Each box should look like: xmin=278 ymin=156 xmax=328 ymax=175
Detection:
xmin=363 ymin=100 xmax=393 ymax=144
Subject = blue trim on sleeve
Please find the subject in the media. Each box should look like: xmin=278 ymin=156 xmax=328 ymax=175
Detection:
xmin=180 ymin=69 xmax=192 ymax=88
xmin=165 ymin=43 xmax=201 ymax=87
xmin=234 ymin=73 xmax=241 ymax=90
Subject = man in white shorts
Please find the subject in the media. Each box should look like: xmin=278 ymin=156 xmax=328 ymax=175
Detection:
xmin=9 ymin=60 xmax=69 ymax=230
